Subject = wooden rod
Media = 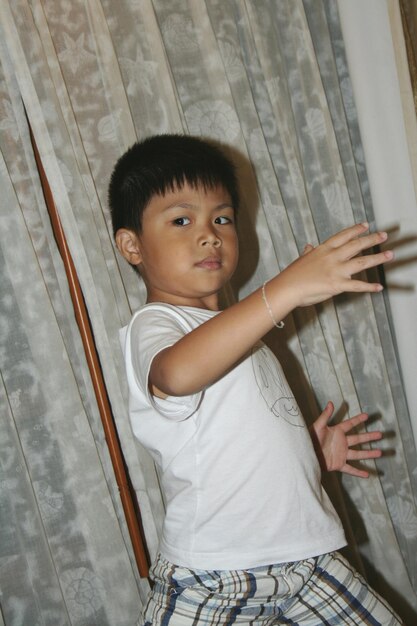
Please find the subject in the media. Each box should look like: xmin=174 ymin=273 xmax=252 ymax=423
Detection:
xmin=399 ymin=0 xmax=417 ymax=111
xmin=29 ymin=126 xmax=149 ymax=578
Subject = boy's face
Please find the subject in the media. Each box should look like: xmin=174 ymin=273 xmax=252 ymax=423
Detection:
xmin=116 ymin=183 xmax=239 ymax=310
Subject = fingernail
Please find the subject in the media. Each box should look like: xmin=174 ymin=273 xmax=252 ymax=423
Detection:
xmin=361 ymin=221 xmax=369 ymax=228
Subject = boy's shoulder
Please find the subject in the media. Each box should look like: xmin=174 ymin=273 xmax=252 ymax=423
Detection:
xmin=120 ymin=302 xmax=217 ymax=345
xmin=130 ymin=301 xmax=215 ymax=325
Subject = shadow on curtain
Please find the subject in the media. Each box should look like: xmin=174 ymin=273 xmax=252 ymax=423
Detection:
xmin=0 ymin=1 xmax=416 ymax=624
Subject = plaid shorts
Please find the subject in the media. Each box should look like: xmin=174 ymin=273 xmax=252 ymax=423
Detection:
xmin=141 ymin=551 xmax=402 ymax=625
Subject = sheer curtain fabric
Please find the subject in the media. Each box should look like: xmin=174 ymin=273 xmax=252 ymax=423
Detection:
xmin=0 ymin=1 xmax=416 ymax=624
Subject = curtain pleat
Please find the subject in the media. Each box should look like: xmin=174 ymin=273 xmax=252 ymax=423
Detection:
xmin=1 ymin=1 xmax=416 ymax=623
xmin=0 ymin=5 xmax=148 ymax=624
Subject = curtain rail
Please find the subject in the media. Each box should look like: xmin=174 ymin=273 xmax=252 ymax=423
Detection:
xmin=28 ymin=124 xmax=149 ymax=579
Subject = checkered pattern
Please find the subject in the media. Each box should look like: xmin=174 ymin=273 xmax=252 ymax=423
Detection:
xmin=141 ymin=552 xmax=402 ymax=625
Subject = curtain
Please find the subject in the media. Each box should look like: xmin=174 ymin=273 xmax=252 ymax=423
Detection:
xmin=0 ymin=1 xmax=416 ymax=624
xmin=338 ymin=0 xmax=417 ymax=451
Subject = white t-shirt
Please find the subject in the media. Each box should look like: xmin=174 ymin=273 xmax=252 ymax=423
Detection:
xmin=120 ymin=303 xmax=346 ymax=570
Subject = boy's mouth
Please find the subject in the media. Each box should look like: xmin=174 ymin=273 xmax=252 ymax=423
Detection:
xmin=195 ymin=256 xmax=222 ymax=270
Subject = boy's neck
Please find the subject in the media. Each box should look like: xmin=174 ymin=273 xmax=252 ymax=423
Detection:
xmin=146 ymin=291 xmax=220 ymax=311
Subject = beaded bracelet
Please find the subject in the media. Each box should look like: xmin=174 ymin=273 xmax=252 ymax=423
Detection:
xmin=261 ymin=281 xmax=285 ymax=329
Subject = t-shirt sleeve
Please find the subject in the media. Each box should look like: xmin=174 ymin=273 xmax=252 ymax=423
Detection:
xmin=126 ymin=305 xmax=203 ymax=421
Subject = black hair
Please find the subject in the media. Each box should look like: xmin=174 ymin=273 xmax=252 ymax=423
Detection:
xmin=108 ymin=134 xmax=239 ymax=236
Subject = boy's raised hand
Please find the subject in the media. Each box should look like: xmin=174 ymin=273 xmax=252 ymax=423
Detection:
xmin=276 ymin=223 xmax=393 ymax=309
xmin=310 ymin=401 xmax=383 ymax=478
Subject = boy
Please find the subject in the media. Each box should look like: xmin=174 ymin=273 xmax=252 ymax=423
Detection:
xmin=109 ymin=135 xmax=401 ymax=624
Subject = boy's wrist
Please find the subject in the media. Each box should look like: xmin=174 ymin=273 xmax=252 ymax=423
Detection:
xmin=267 ymin=272 xmax=301 ymax=317
xmin=261 ymin=281 xmax=285 ymax=328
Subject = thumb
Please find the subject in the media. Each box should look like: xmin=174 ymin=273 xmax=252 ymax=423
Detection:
xmin=317 ymin=401 xmax=334 ymax=426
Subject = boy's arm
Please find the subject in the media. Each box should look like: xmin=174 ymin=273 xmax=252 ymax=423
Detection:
xmin=150 ymin=223 xmax=392 ymax=397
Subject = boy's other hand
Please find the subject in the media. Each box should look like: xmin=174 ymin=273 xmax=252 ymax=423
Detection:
xmin=310 ymin=401 xmax=383 ymax=478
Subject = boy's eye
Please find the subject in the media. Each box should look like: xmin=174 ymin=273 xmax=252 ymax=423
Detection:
xmin=173 ymin=217 xmax=191 ymax=226
xmin=214 ymin=216 xmax=233 ymax=225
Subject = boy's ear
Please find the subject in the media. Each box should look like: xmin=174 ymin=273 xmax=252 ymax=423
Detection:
xmin=115 ymin=228 xmax=143 ymax=266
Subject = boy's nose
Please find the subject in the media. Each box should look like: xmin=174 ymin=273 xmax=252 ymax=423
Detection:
xmin=202 ymin=235 xmax=221 ymax=248
xmin=200 ymin=227 xmax=221 ymax=247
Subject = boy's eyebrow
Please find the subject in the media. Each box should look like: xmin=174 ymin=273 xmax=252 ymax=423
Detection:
xmin=163 ymin=202 xmax=235 ymax=212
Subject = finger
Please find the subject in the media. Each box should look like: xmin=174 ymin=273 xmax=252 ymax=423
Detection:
xmin=347 ymin=250 xmax=394 ymax=275
xmin=339 ymin=278 xmax=384 ymax=293
xmin=347 ymin=449 xmax=382 ymax=461
xmin=316 ymin=401 xmax=334 ymax=427
xmin=341 ymin=230 xmax=389 ymax=259
xmin=341 ymin=463 xmax=370 ymax=479
xmin=340 ymin=413 xmax=369 ymax=433
xmin=325 ymin=222 xmax=370 ymax=249
xmin=346 ymin=431 xmax=383 ymax=446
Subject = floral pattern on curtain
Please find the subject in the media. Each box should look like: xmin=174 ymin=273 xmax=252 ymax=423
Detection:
xmin=0 ymin=24 xmax=146 ymax=626
xmin=0 ymin=1 xmax=416 ymax=624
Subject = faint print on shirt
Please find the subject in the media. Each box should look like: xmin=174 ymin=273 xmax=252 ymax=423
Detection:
xmin=251 ymin=344 xmax=305 ymax=428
